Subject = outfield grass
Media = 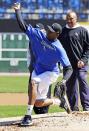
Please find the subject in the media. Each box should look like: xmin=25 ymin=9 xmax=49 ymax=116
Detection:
xmin=0 ymin=105 xmax=26 ymax=118
xmin=0 ymin=76 xmax=28 ymax=93
xmin=0 ymin=105 xmax=64 ymax=118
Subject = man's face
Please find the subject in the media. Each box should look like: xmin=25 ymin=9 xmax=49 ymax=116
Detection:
xmin=47 ymin=30 xmax=59 ymax=40
xmin=66 ymin=12 xmax=77 ymax=28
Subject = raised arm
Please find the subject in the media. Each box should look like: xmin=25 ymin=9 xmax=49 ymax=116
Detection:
xmin=13 ymin=3 xmax=28 ymax=32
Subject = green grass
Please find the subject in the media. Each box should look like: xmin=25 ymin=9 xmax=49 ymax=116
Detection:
xmin=0 ymin=105 xmax=26 ymax=118
xmin=0 ymin=105 xmax=64 ymax=118
xmin=0 ymin=75 xmax=87 ymax=117
xmin=0 ymin=76 xmax=28 ymax=93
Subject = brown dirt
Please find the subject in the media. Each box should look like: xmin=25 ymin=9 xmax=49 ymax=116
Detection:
xmin=0 ymin=93 xmax=27 ymax=105
xmin=0 ymin=112 xmax=89 ymax=131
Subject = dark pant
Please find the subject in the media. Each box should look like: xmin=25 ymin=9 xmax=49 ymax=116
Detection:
xmin=66 ymin=66 xmax=89 ymax=111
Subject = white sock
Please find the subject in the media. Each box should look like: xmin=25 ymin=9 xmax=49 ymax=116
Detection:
xmin=26 ymin=105 xmax=33 ymax=116
xmin=52 ymin=98 xmax=61 ymax=105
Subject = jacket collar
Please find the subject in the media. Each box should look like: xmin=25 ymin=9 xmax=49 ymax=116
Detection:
xmin=66 ymin=23 xmax=80 ymax=29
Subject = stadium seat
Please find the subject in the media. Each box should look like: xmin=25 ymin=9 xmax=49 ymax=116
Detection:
xmin=1 ymin=0 xmax=88 ymax=20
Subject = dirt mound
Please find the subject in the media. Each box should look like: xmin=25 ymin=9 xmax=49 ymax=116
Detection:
xmin=0 ymin=112 xmax=89 ymax=131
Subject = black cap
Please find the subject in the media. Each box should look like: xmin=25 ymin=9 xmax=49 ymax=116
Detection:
xmin=35 ymin=23 xmax=45 ymax=30
xmin=47 ymin=23 xmax=62 ymax=34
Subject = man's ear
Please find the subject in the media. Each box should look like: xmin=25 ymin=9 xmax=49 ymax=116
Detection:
xmin=57 ymin=33 xmax=60 ymax=37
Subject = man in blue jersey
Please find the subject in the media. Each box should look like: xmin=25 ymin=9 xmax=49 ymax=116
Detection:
xmin=27 ymin=23 xmax=51 ymax=114
xmin=13 ymin=3 xmax=73 ymax=126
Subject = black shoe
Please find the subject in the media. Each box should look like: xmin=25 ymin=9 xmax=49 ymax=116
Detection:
xmin=20 ymin=115 xmax=33 ymax=126
xmin=72 ymin=106 xmax=79 ymax=111
xmin=83 ymin=108 xmax=89 ymax=111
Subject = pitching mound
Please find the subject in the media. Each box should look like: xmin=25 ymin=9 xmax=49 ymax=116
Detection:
xmin=0 ymin=112 xmax=89 ymax=131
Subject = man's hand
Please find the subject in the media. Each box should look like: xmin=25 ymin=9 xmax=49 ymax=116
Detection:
xmin=13 ymin=2 xmax=21 ymax=10
xmin=77 ymin=60 xmax=85 ymax=68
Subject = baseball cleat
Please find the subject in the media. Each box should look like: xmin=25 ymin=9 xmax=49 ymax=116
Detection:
xmin=19 ymin=115 xmax=33 ymax=126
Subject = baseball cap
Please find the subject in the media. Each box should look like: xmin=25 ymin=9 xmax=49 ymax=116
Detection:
xmin=47 ymin=23 xmax=62 ymax=34
xmin=35 ymin=23 xmax=45 ymax=30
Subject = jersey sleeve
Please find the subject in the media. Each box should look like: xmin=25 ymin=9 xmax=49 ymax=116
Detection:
xmin=25 ymin=25 xmax=41 ymax=40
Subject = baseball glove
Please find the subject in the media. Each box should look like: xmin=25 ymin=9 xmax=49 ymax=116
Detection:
xmin=54 ymin=80 xmax=66 ymax=99
xmin=54 ymin=80 xmax=71 ymax=114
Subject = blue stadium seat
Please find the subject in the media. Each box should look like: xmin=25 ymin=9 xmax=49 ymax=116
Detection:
xmin=69 ymin=0 xmax=80 ymax=11
xmin=0 ymin=0 xmax=89 ymax=20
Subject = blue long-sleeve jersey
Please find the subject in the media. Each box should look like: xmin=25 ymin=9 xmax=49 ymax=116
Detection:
xmin=26 ymin=25 xmax=71 ymax=75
